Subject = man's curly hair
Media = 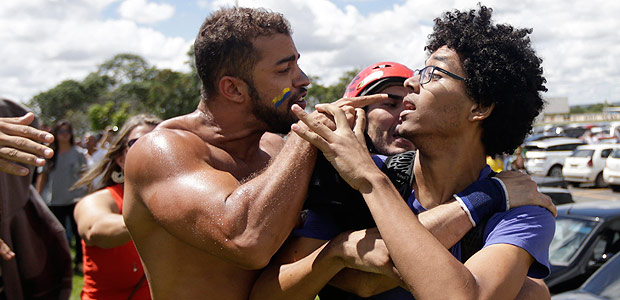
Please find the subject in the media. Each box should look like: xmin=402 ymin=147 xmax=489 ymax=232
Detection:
xmin=194 ymin=7 xmax=291 ymax=101
xmin=426 ymin=5 xmax=547 ymax=156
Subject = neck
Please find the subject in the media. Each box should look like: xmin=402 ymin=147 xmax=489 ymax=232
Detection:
xmin=58 ymin=142 xmax=72 ymax=153
xmin=412 ymin=132 xmax=487 ymax=209
xmin=194 ymin=99 xmax=270 ymax=161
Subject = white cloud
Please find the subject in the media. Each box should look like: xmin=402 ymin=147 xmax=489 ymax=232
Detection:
xmin=0 ymin=0 xmax=191 ymax=103
xmin=1 ymin=0 xmax=620 ymax=106
xmin=118 ymin=0 xmax=175 ymax=24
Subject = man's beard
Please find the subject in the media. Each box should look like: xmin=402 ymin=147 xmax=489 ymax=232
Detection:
xmin=248 ymin=81 xmax=297 ymax=134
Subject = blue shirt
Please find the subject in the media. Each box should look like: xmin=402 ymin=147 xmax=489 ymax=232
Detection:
xmin=294 ymin=155 xmax=555 ymax=299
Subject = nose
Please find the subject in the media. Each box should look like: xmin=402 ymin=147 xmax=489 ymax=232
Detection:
xmin=294 ymin=69 xmax=310 ymax=88
xmin=404 ymin=76 xmax=420 ymax=95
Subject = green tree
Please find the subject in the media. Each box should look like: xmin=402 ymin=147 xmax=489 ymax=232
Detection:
xmin=29 ymin=79 xmax=90 ymax=126
xmin=147 ymin=69 xmax=200 ymax=119
xmin=306 ymin=68 xmax=360 ymax=110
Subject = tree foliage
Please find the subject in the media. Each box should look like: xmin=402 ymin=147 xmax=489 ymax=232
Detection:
xmin=27 ymin=48 xmax=358 ymax=133
xmin=306 ymin=68 xmax=360 ymax=110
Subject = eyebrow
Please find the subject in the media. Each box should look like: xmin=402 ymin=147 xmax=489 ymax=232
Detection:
xmin=275 ymin=53 xmax=300 ymax=66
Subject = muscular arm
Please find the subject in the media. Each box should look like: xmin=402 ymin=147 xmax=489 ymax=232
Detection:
xmin=123 ymin=95 xmax=388 ymax=270
xmin=251 ymin=201 xmax=471 ymax=300
xmin=124 ymin=130 xmax=317 ymax=270
xmin=74 ymin=189 xmax=131 ymax=248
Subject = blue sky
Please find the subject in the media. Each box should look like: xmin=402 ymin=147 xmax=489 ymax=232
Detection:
xmin=1 ymin=0 xmax=620 ymax=106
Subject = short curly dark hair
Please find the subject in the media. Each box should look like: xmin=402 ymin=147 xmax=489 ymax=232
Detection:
xmin=194 ymin=7 xmax=291 ymax=100
xmin=426 ymin=5 xmax=547 ymax=156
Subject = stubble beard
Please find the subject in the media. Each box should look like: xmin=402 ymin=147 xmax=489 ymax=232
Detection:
xmin=248 ymin=81 xmax=297 ymax=134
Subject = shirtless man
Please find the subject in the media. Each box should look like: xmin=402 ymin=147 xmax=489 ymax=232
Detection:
xmin=122 ymin=7 xmax=385 ymax=299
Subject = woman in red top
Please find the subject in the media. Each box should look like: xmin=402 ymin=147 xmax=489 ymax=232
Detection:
xmin=73 ymin=114 xmax=161 ymax=300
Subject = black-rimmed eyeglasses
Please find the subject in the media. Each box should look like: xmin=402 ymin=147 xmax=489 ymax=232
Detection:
xmin=414 ymin=66 xmax=465 ymax=85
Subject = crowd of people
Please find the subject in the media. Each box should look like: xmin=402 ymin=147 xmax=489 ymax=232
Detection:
xmin=0 ymin=4 xmax=560 ymax=300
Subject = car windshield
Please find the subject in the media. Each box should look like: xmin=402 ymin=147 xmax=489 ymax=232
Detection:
xmin=549 ymin=216 xmax=599 ymax=265
xmin=581 ymin=252 xmax=620 ymax=299
xmin=571 ymin=149 xmax=594 ymax=157
xmin=612 ymin=149 xmax=620 ymax=159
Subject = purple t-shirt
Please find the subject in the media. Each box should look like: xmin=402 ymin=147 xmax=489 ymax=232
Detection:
xmin=293 ymin=157 xmax=555 ymax=299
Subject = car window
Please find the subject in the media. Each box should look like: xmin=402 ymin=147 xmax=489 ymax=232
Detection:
xmin=601 ymin=148 xmax=614 ymax=158
xmin=611 ymin=149 xmax=620 ymax=159
xmin=550 ymin=217 xmax=599 ymax=265
xmin=582 ymin=252 xmax=620 ymax=298
xmin=548 ymin=143 xmax=586 ymax=152
xmin=571 ymin=149 xmax=594 ymax=157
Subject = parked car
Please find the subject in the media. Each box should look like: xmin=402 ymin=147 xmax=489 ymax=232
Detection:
xmin=603 ymin=148 xmax=620 ymax=192
xmin=531 ymin=175 xmax=574 ymax=205
xmin=525 ymin=137 xmax=586 ymax=177
xmin=562 ymin=144 xmax=619 ymax=187
xmin=545 ymin=200 xmax=620 ymax=294
xmin=551 ymin=251 xmax=620 ymax=299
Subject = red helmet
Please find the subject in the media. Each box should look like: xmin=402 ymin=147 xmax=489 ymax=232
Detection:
xmin=343 ymin=62 xmax=413 ymax=98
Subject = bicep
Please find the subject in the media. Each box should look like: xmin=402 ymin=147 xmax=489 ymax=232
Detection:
xmin=138 ymin=164 xmax=242 ymax=251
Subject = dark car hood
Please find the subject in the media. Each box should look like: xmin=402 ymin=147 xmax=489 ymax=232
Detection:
xmin=551 ymin=290 xmax=607 ymax=300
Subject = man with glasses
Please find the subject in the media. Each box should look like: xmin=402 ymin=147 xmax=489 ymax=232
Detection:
xmin=251 ymin=62 xmax=554 ymax=299
xmin=288 ymin=5 xmax=555 ymax=300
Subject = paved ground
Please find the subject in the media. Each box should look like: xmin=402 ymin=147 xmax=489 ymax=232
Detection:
xmin=568 ymin=185 xmax=620 ymax=202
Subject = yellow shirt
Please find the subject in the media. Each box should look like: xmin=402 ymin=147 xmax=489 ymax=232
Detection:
xmin=486 ymin=156 xmax=504 ymax=173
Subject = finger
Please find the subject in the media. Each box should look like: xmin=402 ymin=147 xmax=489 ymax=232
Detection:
xmin=291 ymin=123 xmax=330 ymax=152
xmin=334 ymin=94 xmax=390 ymax=108
xmin=0 ymin=134 xmax=54 ymax=159
xmin=0 ymin=239 xmax=15 ymax=260
xmin=542 ymin=195 xmax=557 ymax=217
xmin=315 ymin=104 xmax=350 ymax=135
xmin=353 ymin=108 xmax=367 ymax=146
xmin=0 ymin=122 xmax=54 ymax=145
xmin=292 ymin=104 xmax=336 ymax=140
xmin=0 ymin=157 xmax=30 ymax=176
xmin=0 ymin=144 xmax=47 ymax=167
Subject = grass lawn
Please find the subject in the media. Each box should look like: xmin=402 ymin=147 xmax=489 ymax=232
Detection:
xmin=71 ymin=273 xmax=83 ymax=300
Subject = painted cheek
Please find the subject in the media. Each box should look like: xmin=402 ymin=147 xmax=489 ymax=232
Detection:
xmin=272 ymin=87 xmax=291 ymax=108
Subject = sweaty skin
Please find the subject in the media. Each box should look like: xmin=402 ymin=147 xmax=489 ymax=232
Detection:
xmin=122 ymin=32 xmax=390 ymax=299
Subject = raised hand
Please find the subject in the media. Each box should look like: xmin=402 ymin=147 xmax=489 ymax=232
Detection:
xmin=0 ymin=112 xmax=54 ymax=176
xmin=291 ymin=103 xmax=378 ymax=191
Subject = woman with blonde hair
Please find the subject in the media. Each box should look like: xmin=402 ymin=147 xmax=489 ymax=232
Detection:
xmin=73 ymin=114 xmax=161 ymax=300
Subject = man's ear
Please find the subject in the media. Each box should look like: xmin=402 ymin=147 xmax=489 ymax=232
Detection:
xmin=218 ymin=76 xmax=248 ymax=103
xmin=468 ymin=102 xmax=495 ymax=122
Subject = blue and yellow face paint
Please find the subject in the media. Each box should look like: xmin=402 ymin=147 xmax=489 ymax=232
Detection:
xmin=271 ymin=87 xmax=291 ymax=108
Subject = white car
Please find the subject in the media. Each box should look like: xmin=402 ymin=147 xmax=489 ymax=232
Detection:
xmin=562 ymin=144 xmax=619 ymax=187
xmin=603 ymin=148 xmax=620 ymax=192
xmin=524 ymin=137 xmax=586 ymax=177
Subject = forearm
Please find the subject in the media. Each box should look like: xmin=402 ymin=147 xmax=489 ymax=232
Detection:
xmin=84 ymin=214 xmax=131 ymax=248
xmin=329 ymin=269 xmax=404 ymax=297
xmin=417 ymin=201 xmax=472 ymax=249
xmin=223 ymin=134 xmax=317 ymax=262
xmin=250 ymin=241 xmax=344 ymax=300
xmin=361 ymin=172 xmax=478 ymax=299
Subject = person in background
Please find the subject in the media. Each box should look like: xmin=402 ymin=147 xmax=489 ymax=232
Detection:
xmin=36 ymin=119 xmax=88 ymax=273
xmin=82 ymin=131 xmax=106 ymax=170
xmin=0 ymin=98 xmax=72 ymax=300
xmin=73 ymin=114 xmax=161 ymax=300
